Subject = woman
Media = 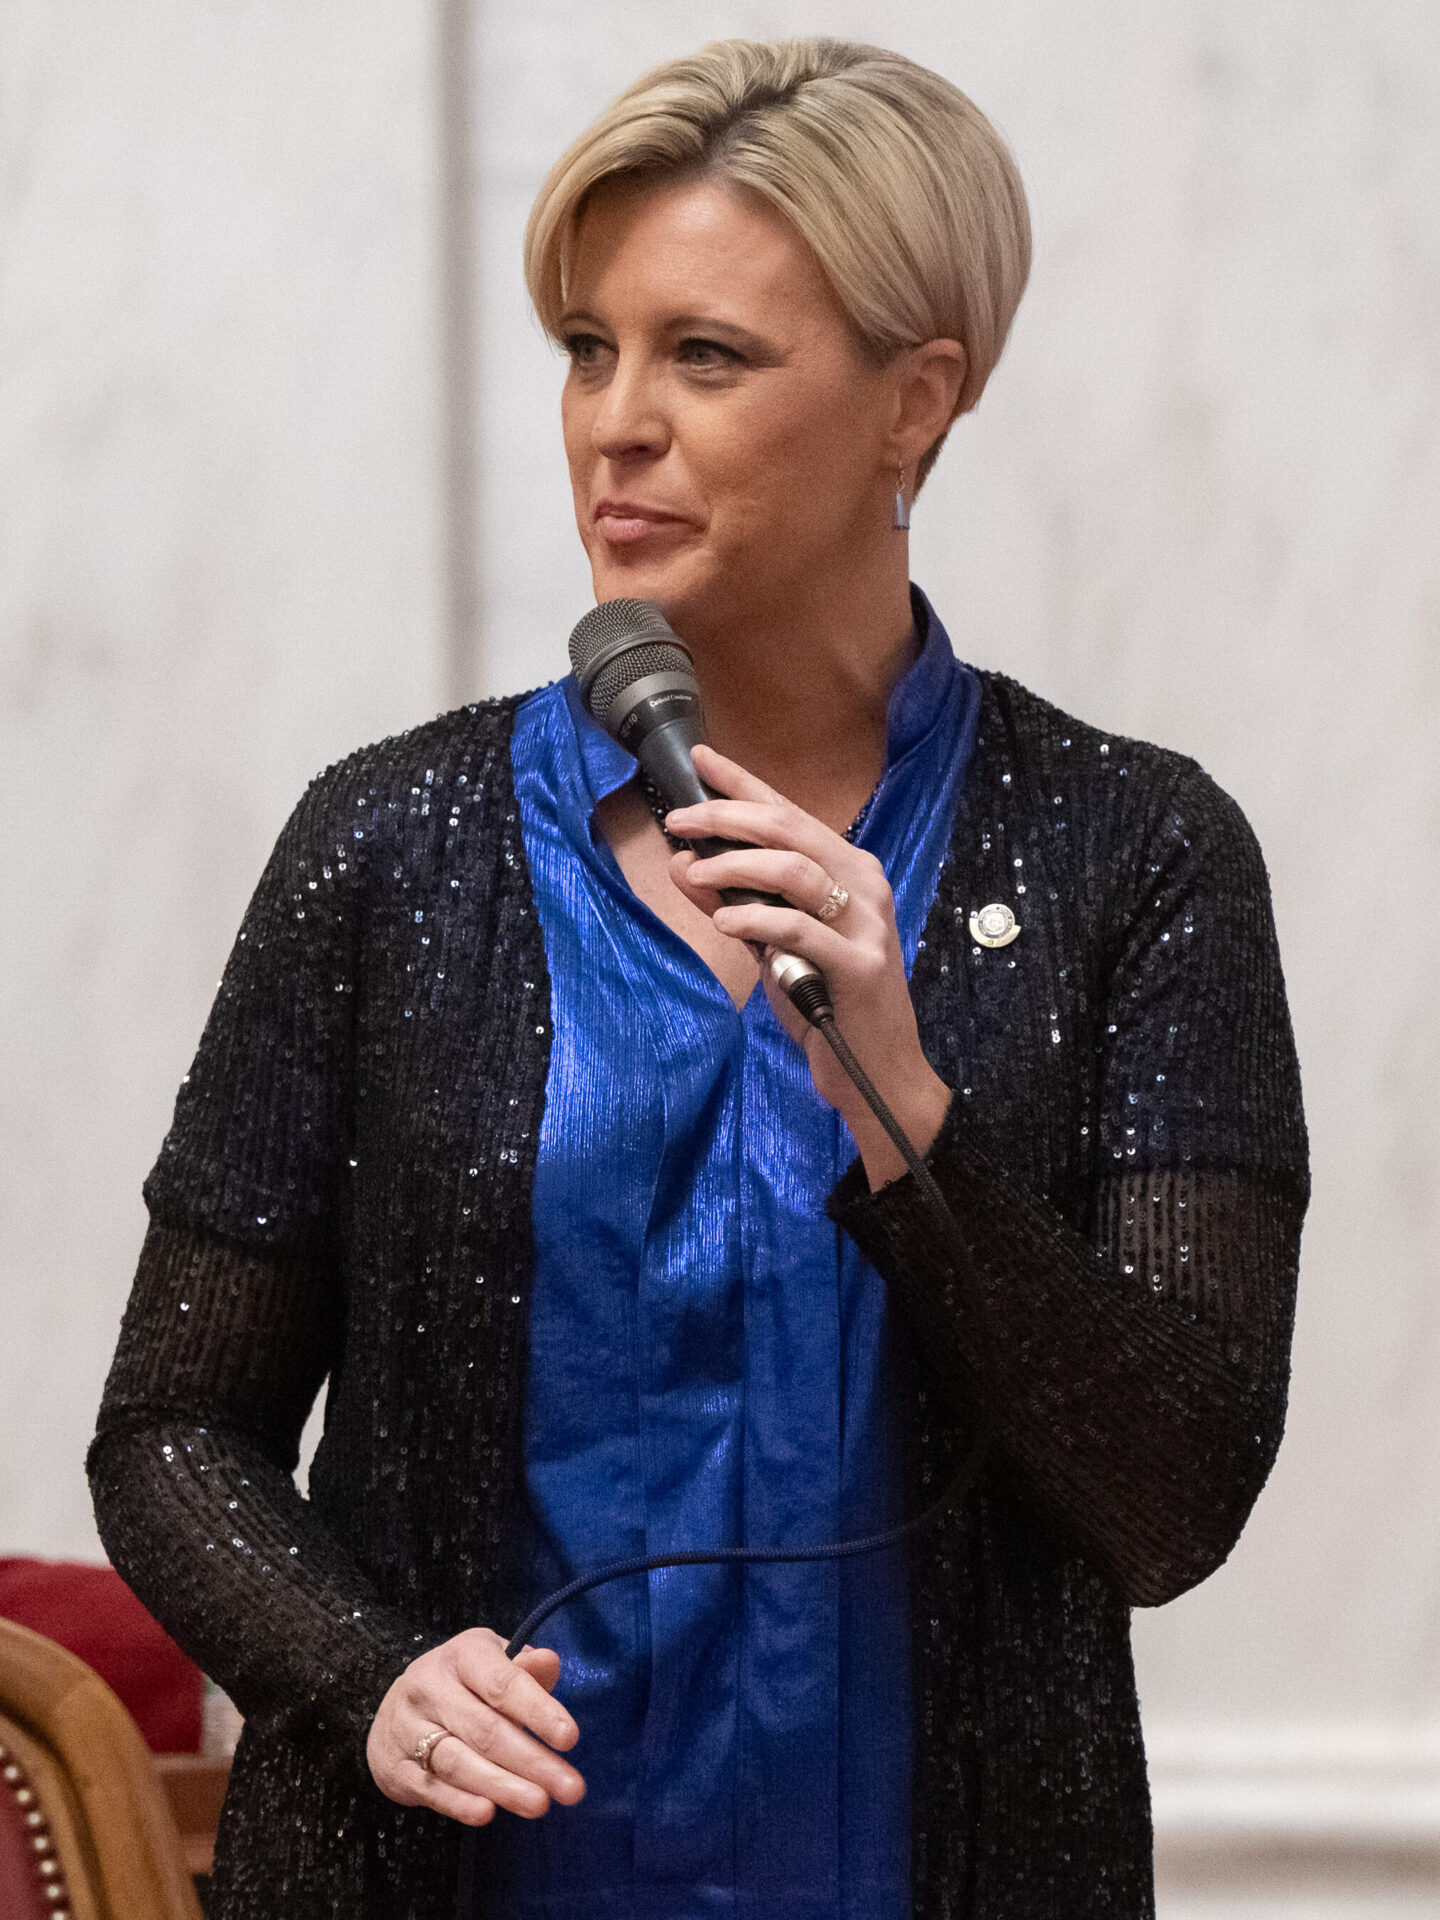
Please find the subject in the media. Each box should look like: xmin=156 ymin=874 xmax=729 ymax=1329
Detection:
xmin=89 ymin=37 xmax=1307 ymax=1920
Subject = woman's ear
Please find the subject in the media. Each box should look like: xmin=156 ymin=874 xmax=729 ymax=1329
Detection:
xmin=889 ymin=339 xmax=967 ymax=469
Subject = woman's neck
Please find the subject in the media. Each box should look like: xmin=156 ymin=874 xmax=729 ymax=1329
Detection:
xmin=680 ymin=571 xmax=918 ymax=832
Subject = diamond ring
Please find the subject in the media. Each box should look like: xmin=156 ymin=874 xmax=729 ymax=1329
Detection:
xmin=816 ymin=882 xmax=849 ymax=924
xmin=415 ymin=1728 xmax=451 ymax=1772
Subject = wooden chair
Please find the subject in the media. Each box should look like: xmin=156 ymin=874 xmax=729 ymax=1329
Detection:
xmin=0 ymin=1616 xmax=202 ymax=1920
xmin=152 ymin=1753 xmax=231 ymax=1880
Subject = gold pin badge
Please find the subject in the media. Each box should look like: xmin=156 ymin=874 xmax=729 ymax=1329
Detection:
xmin=969 ymin=902 xmax=1020 ymax=948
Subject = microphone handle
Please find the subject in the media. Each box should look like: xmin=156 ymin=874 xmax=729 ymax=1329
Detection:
xmin=633 ymin=714 xmax=831 ymax=1020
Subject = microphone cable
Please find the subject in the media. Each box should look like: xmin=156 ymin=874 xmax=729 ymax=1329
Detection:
xmin=504 ymin=978 xmax=988 ymax=1661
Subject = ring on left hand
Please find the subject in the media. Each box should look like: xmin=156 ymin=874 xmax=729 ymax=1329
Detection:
xmin=816 ymin=882 xmax=849 ymax=924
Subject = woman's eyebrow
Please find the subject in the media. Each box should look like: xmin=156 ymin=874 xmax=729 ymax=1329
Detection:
xmin=665 ymin=315 xmax=783 ymax=359
xmin=558 ymin=308 xmax=610 ymax=331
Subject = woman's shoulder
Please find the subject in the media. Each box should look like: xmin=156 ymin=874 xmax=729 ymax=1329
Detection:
xmin=261 ymin=688 xmax=558 ymax=872
xmin=236 ymin=689 xmax=555 ymax=927
xmin=974 ymin=669 xmax=1198 ymax=790
xmin=975 ymin=670 xmax=1261 ymax=846
xmin=970 ymin=670 xmax=1275 ymax=922
xmin=297 ymin=690 xmax=533 ymax=816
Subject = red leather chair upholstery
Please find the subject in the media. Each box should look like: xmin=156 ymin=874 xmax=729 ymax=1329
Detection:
xmin=0 ymin=1560 xmax=203 ymax=1754
xmin=0 ymin=1616 xmax=200 ymax=1920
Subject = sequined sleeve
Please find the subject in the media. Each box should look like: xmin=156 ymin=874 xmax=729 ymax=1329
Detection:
xmin=828 ymin=763 xmax=1309 ymax=1607
xmin=87 ymin=770 xmax=434 ymax=1763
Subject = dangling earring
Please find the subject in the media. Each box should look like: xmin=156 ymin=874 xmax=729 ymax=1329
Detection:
xmin=893 ymin=464 xmax=911 ymax=532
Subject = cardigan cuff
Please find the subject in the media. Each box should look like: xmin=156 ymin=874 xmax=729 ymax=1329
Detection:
xmin=827 ymin=1091 xmax=980 ymax=1278
xmin=825 ymin=1090 xmax=1042 ymax=1397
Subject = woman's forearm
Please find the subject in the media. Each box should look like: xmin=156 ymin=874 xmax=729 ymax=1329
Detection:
xmin=88 ymin=1220 xmax=435 ymax=1762
xmin=89 ymin=1414 xmax=429 ymax=1759
xmin=829 ymin=1098 xmax=1305 ymax=1606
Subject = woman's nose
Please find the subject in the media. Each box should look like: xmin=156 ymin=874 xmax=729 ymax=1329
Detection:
xmin=590 ymin=355 xmax=670 ymax=462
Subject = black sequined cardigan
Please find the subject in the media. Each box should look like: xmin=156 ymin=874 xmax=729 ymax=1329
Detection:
xmin=89 ymin=672 xmax=1308 ymax=1919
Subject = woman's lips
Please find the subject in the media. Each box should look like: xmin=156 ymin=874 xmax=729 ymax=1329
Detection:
xmin=593 ymin=501 xmax=690 ymax=547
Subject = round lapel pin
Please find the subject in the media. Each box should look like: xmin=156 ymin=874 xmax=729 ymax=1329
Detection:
xmin=969 ymin=902 xmax=1021 ymax=949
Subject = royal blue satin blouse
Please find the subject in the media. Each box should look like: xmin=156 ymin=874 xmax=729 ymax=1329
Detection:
xmin=480 ymin=590 xmax=979 ymax=1919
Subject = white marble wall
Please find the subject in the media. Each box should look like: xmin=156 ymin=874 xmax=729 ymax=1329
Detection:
xmin=0 ymin=0 xmax=447 ymax=1550
xmin=3 ymin=0 xmax=1437 ymax=1906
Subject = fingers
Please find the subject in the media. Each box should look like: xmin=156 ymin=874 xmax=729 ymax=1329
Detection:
xmin=672 ymin=845 xmax=843 ymax=920
xmin=432 ymin=1691 xmax=586 ymax=1809
xmin=367 ymin=1721 xmax=498 ymax=1824
xmin=415 ymin=1767 xmax=497 ymax=1827
xmin=669 ymin=746 xmax=867 ymax=871
xmin=708 ymin=900 xmax=875 ymax=976
xmin=428 ymin=1727 xmax=583 ymax=1819
xmin=667 ymin=794 xmax=850 ymax=870
xmin=367 ymin=1629 xmax=586 ymax=1829
xmin=457 ymin=1630 xmax=579 ymax=1751
xmin=511 ymin=1642 xmax=563 ymax=1697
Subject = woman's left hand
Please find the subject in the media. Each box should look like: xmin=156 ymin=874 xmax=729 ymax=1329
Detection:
xmin=667 ymin=743 xmax=952 ymax=1189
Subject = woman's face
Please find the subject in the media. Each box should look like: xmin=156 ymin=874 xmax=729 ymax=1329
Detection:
xmin=560 ymin=175 xmax=920 ymax=640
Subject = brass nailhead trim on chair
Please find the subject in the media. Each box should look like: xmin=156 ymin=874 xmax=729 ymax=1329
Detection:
xmin=0 ymin=1738 xmax=73 ymax=1920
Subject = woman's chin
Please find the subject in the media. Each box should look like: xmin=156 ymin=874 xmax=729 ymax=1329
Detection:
xmin=588 ymin=547 xmax=713 ymax=619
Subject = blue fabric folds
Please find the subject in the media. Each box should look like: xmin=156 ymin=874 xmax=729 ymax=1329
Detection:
xmin=479 ymin=590 xmax=979 ymax=1919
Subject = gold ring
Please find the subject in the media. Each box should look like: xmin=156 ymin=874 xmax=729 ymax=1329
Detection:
xmin=816 ymin=882 xmax=849 ymax=924
xmin=415 ymin=1728 xmax=450 ymax=1772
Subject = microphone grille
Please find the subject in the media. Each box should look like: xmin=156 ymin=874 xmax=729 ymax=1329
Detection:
xmin=586 ymin=640 xmax=693 ymax=721
xmin=568 ymin=599 xmax=694 ymax=721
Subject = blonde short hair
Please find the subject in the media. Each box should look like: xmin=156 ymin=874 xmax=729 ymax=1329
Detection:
xmin=524 ymin=38 xmax=1031 ymax=483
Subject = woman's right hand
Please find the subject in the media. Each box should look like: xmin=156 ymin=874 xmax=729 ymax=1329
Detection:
xmin=366 ymin=1628 xmax=585 ymax=1826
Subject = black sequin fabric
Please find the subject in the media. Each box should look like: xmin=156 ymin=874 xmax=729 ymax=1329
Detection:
xmin=89 ymin=674 xmax=1307 ymax=1919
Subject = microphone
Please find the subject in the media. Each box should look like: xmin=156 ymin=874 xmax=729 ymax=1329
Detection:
xmin=568 ymin=599 xmax=833 ymax=1024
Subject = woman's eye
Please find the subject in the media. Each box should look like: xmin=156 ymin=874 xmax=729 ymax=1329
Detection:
xmin=677 ymin=338 xmax=742 ymax=372
xmin=563 ymin=333 xmax=611 ymax=371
